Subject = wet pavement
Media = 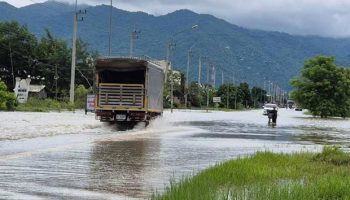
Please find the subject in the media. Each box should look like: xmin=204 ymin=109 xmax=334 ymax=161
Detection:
xmin=0 ymin=109 xmax=349 ymax=199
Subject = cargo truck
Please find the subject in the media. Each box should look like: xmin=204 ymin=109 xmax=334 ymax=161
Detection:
xmin=94 ymin=57 xmax=165 ymax=126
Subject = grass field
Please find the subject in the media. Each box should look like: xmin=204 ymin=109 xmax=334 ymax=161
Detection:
xmin=152 ymin=146 xmax=350 ymax=200
xmin=15 ymin=98 xmax=75 ymax=112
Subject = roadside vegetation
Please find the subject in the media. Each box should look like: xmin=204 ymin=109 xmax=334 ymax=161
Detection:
xmin=290 ymin=56 xmax=350 ymax=118
xmin=0 ymin=21 xmax=96 ymax=110
xmin=0 ymin=78 xmax=91 ymax=112
xmin=152 ymin=146 xmax=350 ymax=200
xmin=163 ymin=72 xmax=270 ymax=110
xmin=13 ymin=84 xmax=91 ymax=112
xmin=15 ymin=98 xmax=73 ymax=112
xmin=0 ymin=81 xmax=16 ymax=110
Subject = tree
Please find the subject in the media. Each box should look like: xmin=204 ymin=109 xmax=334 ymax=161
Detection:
xmin=35 ymin=30 xmax=96 ymax=98
xmin=203 ymin=84 xmax=216 ymax=108
xmin=35 ymin=29 xmax=71 ymax=96
xmin=163 ymin=72 xmax=171 ymax=108
xmin=163 ymin=70 xmax=185 ymax=108
xmin=0 ymin=21 xmax=37 ymax=89
xmin=251 ymin=87 xmax=267 ymax=108
xmin=0 ymin=23 xmax=96 ymax=99
xmin=188 ymin=82 xmax=204 ymax=107
xmin=216 ymin=83 xmax=236 ymax=109
xmin=172 ymin=71 xmax=185 ymax=107
xmin=290 ymin=56 xmax=350 ymax=118
xmin=75 ymin=84 xmax=91 ymax=108
xmin=0 ymin=81 xmax=16 ymax=110
xmin=237 ymin=82 xmax=252 ymax=108
xmin=75 ymin=39 xmax=98 ymax=89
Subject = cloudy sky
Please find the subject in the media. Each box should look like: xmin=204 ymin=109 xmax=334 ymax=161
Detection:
xmin=4 ymin=0 xmax=350 ymax=38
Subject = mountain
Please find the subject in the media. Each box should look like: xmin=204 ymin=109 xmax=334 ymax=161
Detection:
xmin=1 ymin=1 xmax=350 ymax=90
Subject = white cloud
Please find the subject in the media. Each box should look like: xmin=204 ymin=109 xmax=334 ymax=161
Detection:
xmin=4 ymin=0 xmax=350 ymax=37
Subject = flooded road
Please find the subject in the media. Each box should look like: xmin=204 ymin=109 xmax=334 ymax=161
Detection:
xmin=0 ymin=109 xmax=349 ymax=199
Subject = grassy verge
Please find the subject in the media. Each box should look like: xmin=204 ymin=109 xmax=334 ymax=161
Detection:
xmin=152 ymin=146 xmax=350 ymax=200
xmin=15 ymin=98 xmax=75 ymax=112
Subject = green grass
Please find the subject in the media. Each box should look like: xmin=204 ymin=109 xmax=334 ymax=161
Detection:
xmin=152 ymin=146 xmax=350 ymax=200
xmin=15 ymin=98 xmax=75 ymax=112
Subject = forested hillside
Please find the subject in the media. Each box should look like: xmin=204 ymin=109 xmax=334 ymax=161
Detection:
xmin=1 ymin=1 xmax=350 ymax=89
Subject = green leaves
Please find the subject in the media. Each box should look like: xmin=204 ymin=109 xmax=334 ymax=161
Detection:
xmin=0 ymin=21 xmax=37 ymax=88
xmin=215 ymin=83 xmax=266 ymax=109
xmin=0 ymin=21 xmax=97 ymax=99
xmin=290 ymin=56 xmax=350 ymax=118
xmin=0 ymin=81 xmax=16 ymax=110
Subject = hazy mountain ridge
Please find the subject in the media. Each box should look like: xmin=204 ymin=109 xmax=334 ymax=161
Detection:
xmin=1 ymin=1 xmax=350 ymax=89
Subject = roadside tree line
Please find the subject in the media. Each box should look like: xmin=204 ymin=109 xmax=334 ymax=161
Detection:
xmin=0 ymin=21 xmax=96 ymax=110
xmin=163 ymin=71 xmax=272 ymax=110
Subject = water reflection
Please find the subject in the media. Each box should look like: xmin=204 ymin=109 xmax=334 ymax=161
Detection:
xmin=187 ymin=121 xmax=291 ymax=141
xmin=187 ymin=120 xmax=350 ymax=146
xmin=296 ymin=126 xmax=347 ymax=145
xmin=89 ymin=139 xmax=160 ymax=198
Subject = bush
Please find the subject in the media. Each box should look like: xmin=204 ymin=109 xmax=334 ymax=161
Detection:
xmin=75 ymin=84 xmax=91 ymax=109
xmin=15 ymin=98 xmax=74 ymax=112
xmin=314 ymin=146 xmax=350 ymax=165
xmin=0 ymin=81 xmax=17 ymax=111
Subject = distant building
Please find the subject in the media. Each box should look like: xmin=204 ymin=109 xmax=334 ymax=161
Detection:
xmin=13 ymin=77 xmax=46 ymax=103
xmin=28 ymin=85 xmax=47 ymax=100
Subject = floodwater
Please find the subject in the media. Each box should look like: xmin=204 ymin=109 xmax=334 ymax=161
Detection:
xmin=0 ymin=109 xmax=349 ymax=199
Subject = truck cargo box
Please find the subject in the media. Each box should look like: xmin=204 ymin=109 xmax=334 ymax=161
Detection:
xmin=94 ymin=57 xmax=165 ymax=123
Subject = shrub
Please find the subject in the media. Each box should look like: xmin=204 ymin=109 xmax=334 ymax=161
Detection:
xmin=75 ymin=84 xmax=91 ymax=109
xmin=0 ymin=81 xmax=17 ymax=111
xmin=314 ymin=146 xmax=350 ymax=165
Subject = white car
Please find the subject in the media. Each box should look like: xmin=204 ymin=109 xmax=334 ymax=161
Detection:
xmin=263 ymin=103 xmax=278 ymax=115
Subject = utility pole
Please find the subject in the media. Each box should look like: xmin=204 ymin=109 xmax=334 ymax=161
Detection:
xmin=166 ymin=24 xmax=198 ymax=113
xmin=263 ymin=79 xmax=266 ymax=103
xmin=69 ymin=1 xmax=86 ymax=104
xmin=185 ymin=49 xmax=192 ymax=109
xmin=8 ymin=42 xmax=14 ymax=87
xmin=213 ymin=66 xmax=216 ymax=87
xmin=268 ymin=80 xmax=271 ymax=103
xmin=54 ymin=65 xmax=59 ymax=100
xmin=226 ymin=85 xmax=229 ymax=109
xmin=206 ymin=62 xmax=210 ymax=112
xmin=171 ymin=68 xmax=174 ymax=113
xmin=198 ymin=55 xmax=201 ymax=85
xmin=108 ymin=0 xmax=113 ymax=56
xmin=233 ymin=75 xmax=237 ymax=109
xmin=166 ymin=42 xmax=175 ymax=113
xmin=165 ymin=44 xmax=170 ymax=81
xmin=221 ymin=70 xmax=224 ymax=85
xmin=69 ymin=9 xmax=78 ymax=104
xmin=129 ymin=29 xmax=140 ymax=57
xmin=272 ymin=83 xmax=274 ymax=103
xmin=221 ymin=70 xmax=228 ymax=108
